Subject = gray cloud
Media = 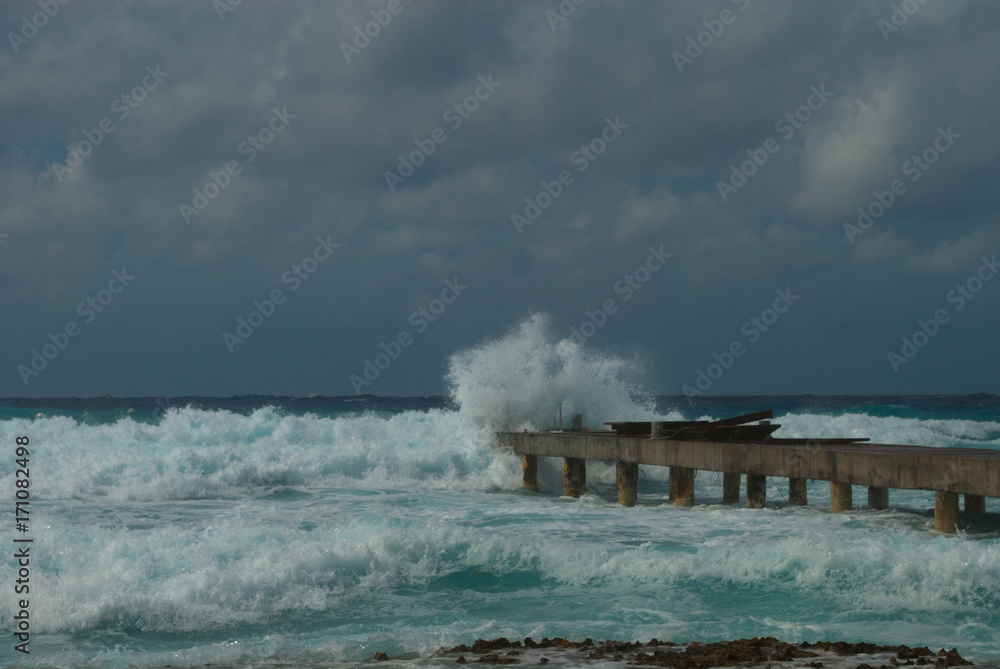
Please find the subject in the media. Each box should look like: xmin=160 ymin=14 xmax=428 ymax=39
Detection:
xmin=2 ymin=0 xmax=998 ymax=397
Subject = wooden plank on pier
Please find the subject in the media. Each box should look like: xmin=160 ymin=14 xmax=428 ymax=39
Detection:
xmin=708 ymin=409 xmax=774 ymax=426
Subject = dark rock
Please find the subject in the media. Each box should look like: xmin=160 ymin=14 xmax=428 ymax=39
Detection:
xmin=477 ymin=653 xmax=518 ymax=664
xmin=473 ymin=638 xmax=515 ymax=654
xmin=373 ymin=652 xmax=389 ymax=661
xmin=631 ymin=637 xmax=817 ymax=669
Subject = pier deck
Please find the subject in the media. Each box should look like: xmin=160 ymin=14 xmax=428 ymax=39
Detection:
xmin=498 ymin=428 xmax=1000 ymax=533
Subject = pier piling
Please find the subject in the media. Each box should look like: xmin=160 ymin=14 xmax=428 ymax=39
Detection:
xmin=723 ymin=472 xmax=741 ymax=504
xmin=616 ymin=462 xmax=638 ymax=507
xmin=746 ymin=474 xmax=766 ymax=508
xmin=868 ymin=486 xmax=889 ymax=510
xmin=673 ymin=466 xmax=695 ymax=506
xmin=564 ymin=457 xmax=586 ymax=497
xmin=935 ymin=491 xmax=959 ymax=533
xmin=788 ymin=477 xmax=808 ymax=506
xmin=965 ymin=494 xmax=986 ymax=514
xmin=523 ymin=454 xmax=538 ymax=492
xmin=830 ymin=482 xmax=853 ymax=512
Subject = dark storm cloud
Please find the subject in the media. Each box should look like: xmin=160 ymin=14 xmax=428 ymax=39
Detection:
xmin=1 ymin=0 xmax=998 ymax=397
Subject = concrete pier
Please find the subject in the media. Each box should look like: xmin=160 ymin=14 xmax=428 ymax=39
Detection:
xmin=789 ymin=477 xmax=808 ymax=506
xmin=503 ymin=429 xmax=999 ymax=534
xmin=746 ymin=474 xmax=766 ymax=508
xmin=617 ymin=461 xmax=638 ymax=507
xmin=868 ymin=486 xmax=889 ymax=510
xmin=564 ymin=457 xmax=586 ymax=497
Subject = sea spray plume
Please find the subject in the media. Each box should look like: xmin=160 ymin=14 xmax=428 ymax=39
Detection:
xmin=446 ymin=313 xmax=659 ymax=431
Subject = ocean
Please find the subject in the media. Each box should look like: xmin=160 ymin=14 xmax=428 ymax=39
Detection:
xmin=2 ymin=322 xmax=999 ymax=669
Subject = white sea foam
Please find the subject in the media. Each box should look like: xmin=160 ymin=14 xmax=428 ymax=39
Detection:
xmin=3 ymin=408 xmax=997 ymax=507
xmin=775 ymin=412 xmax=1000 ymax=448
xmin=3 ymin=318 xmax=1000 ymax=669
xmin=447 ymin=313 xmax=662 ymax=430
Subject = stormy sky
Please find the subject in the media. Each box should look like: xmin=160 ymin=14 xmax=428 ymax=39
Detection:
xmin=2 ymin=0 xmax=999 ymax=398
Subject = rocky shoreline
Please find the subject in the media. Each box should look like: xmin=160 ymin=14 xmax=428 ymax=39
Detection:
xmin=417 ymin=637 xmax=976 ymax=669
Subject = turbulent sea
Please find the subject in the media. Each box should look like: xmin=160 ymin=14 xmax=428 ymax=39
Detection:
xmin=2 ymin=320 xmax=1000 ymax=669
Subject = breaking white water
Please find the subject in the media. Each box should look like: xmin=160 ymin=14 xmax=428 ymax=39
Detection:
xmin=2 ymin=315 xmax=999 ymax=669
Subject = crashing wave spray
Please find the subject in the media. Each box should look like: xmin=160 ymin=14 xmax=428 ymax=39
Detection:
xmin=446 ymin=313 xmax=660 ymax=430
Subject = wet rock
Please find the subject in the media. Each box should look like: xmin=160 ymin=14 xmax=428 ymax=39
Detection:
xmin=473 ymin=638 xmax=517 ymax=654
xmin=373 ymin=652 xmax=389 ymax=661
xmin=631 ymin=637 xmax=817 ymax=669
xmin=477 ymin=653 xmax=518 ymax=664
xmin=438 ymin=636 xmax=972 ymax=669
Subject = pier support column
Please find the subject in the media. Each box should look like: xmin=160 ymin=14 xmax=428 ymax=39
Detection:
xmin=964 ymin=494 xmax=986 ymax=514
xmin=723 ymin=473 xmax=741 ymax=504
xmin=935 ymin=491 xmax=959 ymax=533
xmin=868 ymin=486 xmax=889 ymax=510
xmin=746 ymin=474 xmax=766 ymax=509
xmin=788 ymin=477 xmax=808 ymax=506
xmin=616 ymin=462 xmax=638 ymax=507
xmin=668 ymin=467 xmax=677 ymax=502
xmin=831 ymin=482 xmax=852 ymax=512
xmin=523 ymin=455 xmax=538 ymax=492
xmin=563 ymin=457 xmax=586 ymax=498
xmin=672 ymin=467 xmax=695 ymax=506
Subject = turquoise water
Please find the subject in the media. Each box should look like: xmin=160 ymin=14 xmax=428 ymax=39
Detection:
xmin=2 ymin=319 xmax=999 ymax=669
xmin=1 ymin=395 xmax=999 ymax=669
